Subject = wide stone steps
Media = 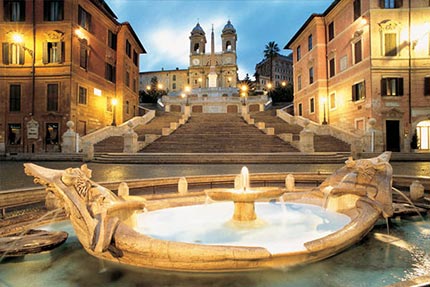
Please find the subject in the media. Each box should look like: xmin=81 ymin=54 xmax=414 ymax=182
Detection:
xmin=93 ymin=136 xmax=124 ymax=153
xmin=134 ymin=112 xmax=182 ymax=140
xmin=251 ymin=111 xmax=351 ymax=152
xmin=140 ymin=113 xmax=299 ymax=153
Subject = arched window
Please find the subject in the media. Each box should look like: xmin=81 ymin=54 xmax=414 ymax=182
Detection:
xmin=225 ymin=41 xmax=232 ymax=51
xmin=193 ymin=43 xmax=200 ymax=53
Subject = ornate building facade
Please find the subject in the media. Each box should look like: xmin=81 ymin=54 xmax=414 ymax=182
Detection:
xmin=286 ymin=0 xmax=430 ymax=152
xmin=0 ymin=0 xmax=145 ymax=154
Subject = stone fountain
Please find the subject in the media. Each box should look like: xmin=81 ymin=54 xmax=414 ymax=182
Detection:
xmin=23 ymin=152 xmax=394 ymax=272
xmin=205 ymin=167 xmax=285 ymax=221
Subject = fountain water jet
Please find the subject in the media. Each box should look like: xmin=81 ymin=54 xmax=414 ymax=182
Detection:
xmin=23 ymin=152 xmax=395 ymax=272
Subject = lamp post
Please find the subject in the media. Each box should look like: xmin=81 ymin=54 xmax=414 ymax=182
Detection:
xmin=111 ymin=98 xmax=118 ymax=126
xmin=241 ymin=84 xmax=248 ymax=105
xmin=321 ymin=97 xmax=328 ymax=125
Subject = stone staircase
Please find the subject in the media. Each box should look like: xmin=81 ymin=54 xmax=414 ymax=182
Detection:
xmin=93 ymin=136 xmax=124 ymax=153
xmin=140 ymin=113 xmax=299 ymax=153
xmin=250 ymin=110 xmax=351 ymax=152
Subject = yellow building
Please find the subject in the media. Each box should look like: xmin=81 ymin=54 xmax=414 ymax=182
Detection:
xmin=286 ymin=0 xmax=430 ymax=152
xmin=0 ymin=0 xmax=145 ymax=154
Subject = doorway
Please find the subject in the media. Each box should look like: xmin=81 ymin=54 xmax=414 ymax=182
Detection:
xmin=386 ymin=120 xmax=400 ymax=152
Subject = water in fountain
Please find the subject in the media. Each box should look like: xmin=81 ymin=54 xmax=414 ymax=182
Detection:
xmin=240 ymin=166 xmax=250 ymax=192
xmin=392 ymin=187 xmax=425 ymax=221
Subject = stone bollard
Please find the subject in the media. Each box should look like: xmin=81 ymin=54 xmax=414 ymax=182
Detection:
xmin=118 ymin=182 xmax=130 ymax=197
xmin=62 ymin=121 xmax=77 ymax=153
xmin=124 ymin=122 xmax=139 ymax=153
xmin=299 ymin=120 xmax=314 ymax=152
xmin=285 ymin=174 xmax=295 ymax=192
xmin=410 ymin=180 xmax=425 ymax=201
xmin=82 ymin=141 xmax=94 ymax=161
xmin=178 ymin=177 xmax=188 ymax=194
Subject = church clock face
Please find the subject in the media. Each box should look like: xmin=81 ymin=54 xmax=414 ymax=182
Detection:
xmin=225 ymin=57 xmax=232 ymax=64
xmin=192 ymin=58 xmax=200 ymax=65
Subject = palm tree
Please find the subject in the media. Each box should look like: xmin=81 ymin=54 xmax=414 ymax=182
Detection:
xmin=263 ymin=41 xmax=280 ymax=84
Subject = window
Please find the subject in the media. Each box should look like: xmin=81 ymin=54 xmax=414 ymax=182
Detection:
xmin=125 ymin=71 xmax=130 ymax=87
xmin=2 ymin=43 xmax=24 ymax=65
xmin=384 ymin=33 xmax=398 ymax=56
xmin=126 ymin=40 xmax=131 ymax=58
xmin=172 ymin=75 xmax=176 ymax=81
xmin=126 ymin=101 xmax=129 ymax=114
xmin=4 ymin=0 xmax=25 ymax=22
xmin=78 ymin=5 xmax=91 ymax=31
xmin=105 ymin=63 xmax=116 ymax=83
xmin=352 ymin=81 xmax=366 ymax=101
xmin=78 ymin=86 xmax=87 ymax=105
xmin=380 ymin=0 xmax=402 ymax=8
xmin=329 ymin=58 xmax=335 ymax=78
xmin=44 ymin=0 xmax=64 ymax=21
xmin=310 ymin=98 xmax=315 ymax=113
xmin=43 ymin=41 xmax=64 ymax=64
xmin=47 ymin=84 xmax=59 ymax=111
xmin=8 ymin=124 xmax=21 ymax=144
xmin=297 ymin=46 xmax=301 ymax=61
xmin=107 ymin=96 xmax=112 ymax=112
xmin=298 ymin=103 xmax=303 ymax=116
xmin=79 ymin=41 xmax=88 ymax=69
xmin=328 ymin=22 xmax=334 ymax=41
xmin=308 ymin=34 xmax=313 ymax=51
xmin=46 ymin=123 xmax=59 ymax=145
xmin=354 ymin=39 xmax=362 ymax=64
xmin=297 ymin=75 xmax=302 ymax=90
xmin=9 ymin=84 xmax=21 ymax=112
xmin=172 ymin=83 xmax=177 ymax=89
xmin=309 ymin=67 xmax=314 ymax=84
xmin=108 ymin=30 xmax=117 ymax=50
xmin=425 ymin=77 xmax=430 ymax=96
xmin=133 ymin=79 xmax=137 ymax=92
xmin=330 ymin=93 xmax=336 ymax=109
xmin=381 ymin=78 xmax=403 ymax=96
xmin=133 ymin=50 xmax=138 ymax=66
xmin=353 ymin=0 xmax=361 ymax=21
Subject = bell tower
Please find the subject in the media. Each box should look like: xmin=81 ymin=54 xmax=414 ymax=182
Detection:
xmin=189 ymin=22 xmax=206 ymax=67
xmin=221 ymin=20 xmax=237 ymax=54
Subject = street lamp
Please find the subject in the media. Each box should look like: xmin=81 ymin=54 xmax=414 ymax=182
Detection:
xmin=241 ymin=84 xmax=248 ymax=105
xmin=198 ymin=77 xmax=202 ymax=88
xmin=321 ymin=97 xmax=328 ymax=125
xmin=228 ymin=76 xmax=232 ymax=88
xmin=111 ymin=98 xmax=118 ymax=126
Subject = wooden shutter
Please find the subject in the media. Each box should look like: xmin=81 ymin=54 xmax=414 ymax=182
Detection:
xmin=398 ymin=78 xmax=404 ymax=96
xmin=42 ymin=41 xmax=48 ymax=64
xmin=381 ymin=78 xmax=387 ymax=96
xmin=57 ymin=41 xmax=63 ymax=63
xmin=19 ymin=45 xmax=24 ymax=64
xmin=395 ymin=0 xmax=403 ymax=8
xmin=425 ymin=77 xmax=430 ymax=96
xmin=2 ymin=43 xmax=9 ymax=64
xmin=352 ymin=84 xmax=357 ymax=101
xmin=379 ymin=0 xmax=385 ymax=8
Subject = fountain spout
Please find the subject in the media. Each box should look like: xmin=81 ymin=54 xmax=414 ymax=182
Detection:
xmin=240 ymin=166 xmax=250 ymax=192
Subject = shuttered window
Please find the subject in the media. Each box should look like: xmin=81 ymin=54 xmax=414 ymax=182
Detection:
xmin=381 ymin=78 xmax=403 ymax=96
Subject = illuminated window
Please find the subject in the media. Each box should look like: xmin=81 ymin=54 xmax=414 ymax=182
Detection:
xmin=352 ymin=81 xmax=365 ymax=101
xmin=2 ymin=43 xmax=24 ymax=65
xmin=43 ymin=41 xmax=64 ymax=64
xmin=381 ymin=78 xmax=403 ymax=96
xmin=8 ymin=124 xmax=21 ymax=144
xmin=46 ymin=123 xmax=59 ymax=145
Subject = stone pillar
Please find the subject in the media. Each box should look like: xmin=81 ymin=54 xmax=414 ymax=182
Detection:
xmin=299 ymin=120 xmax=314 ymax=153
xmin=123 ymin=122 xmax=138 ymax=153
xmin=82 ymin=141 xmax=94 ymax=161
xmin=285 ymin=174 xmax=295 ymax=192
xmin=364 ymin=118 xmax=383 ymax=153
xmin=184 ymin=105 xmax=191 ymax=117
xmin=61 ymin=121 xmax=77 ymax=153
xmin=178 ymin=177 xmax=188 ymax=194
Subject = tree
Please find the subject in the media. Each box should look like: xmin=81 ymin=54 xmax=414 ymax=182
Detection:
xmin=268 ymin=82 xmax=294 ymax=104
xmin=139 ymin=76 xmax=167 ymax=103
xmin=263 ymin=41 xmax=280 ymax=83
